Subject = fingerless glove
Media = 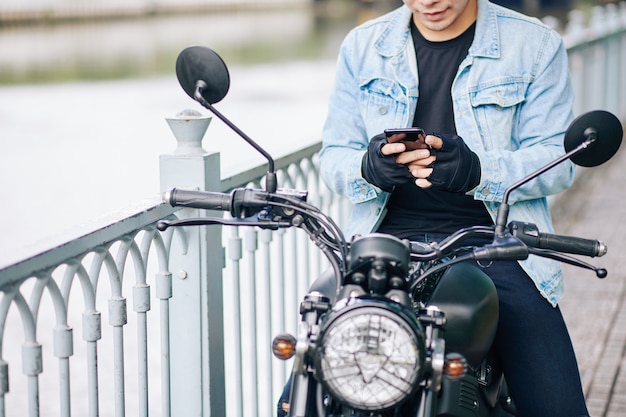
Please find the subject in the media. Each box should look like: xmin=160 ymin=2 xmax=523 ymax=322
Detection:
xmin=361 ymin=133 xmax=414 ymax=192
xmin=428 ymin=133 xmax=481 ymax=193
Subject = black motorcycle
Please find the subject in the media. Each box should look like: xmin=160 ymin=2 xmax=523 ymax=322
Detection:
xmin=158 ymin=46 xmax=623 ymax=417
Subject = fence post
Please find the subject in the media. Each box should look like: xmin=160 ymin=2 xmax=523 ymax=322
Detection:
xmin=159 ymin=109 xmax=225 ymax=417
xmin=616 ymin=1 xmax=626 ymax=120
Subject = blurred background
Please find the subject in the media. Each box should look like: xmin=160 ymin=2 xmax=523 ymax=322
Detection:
xmin=0 ymin=0 xmax=617 ymax=261
xmin=0 ymin=0 xmax=608 ymax=84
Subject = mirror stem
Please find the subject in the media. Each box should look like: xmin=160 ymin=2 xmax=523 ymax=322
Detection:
xmin=494 ymin=132 xmax=597 ymax=238
xmin=194 ymin=81 xmax=278 ymax=193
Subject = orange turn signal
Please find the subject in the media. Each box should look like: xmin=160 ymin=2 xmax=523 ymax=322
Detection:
xmin=272 ymin=333 xmax=297 ymax=360
xmin=443 ymin=353 xmax=467 ymax=379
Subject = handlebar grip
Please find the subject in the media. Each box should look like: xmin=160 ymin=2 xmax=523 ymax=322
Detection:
xmin=164 ymin=188 xmax=232 ymax=211
xmin=538 ymin=233 xmax=607 ymax=258
xmin=508 ymin=221 xmax=606 ymax=257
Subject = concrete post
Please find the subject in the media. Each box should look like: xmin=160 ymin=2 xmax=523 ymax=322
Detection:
xmin=159 ymin=109 xmax=225 ymax=417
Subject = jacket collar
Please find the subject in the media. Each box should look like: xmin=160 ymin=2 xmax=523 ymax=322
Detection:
xmin=471 ymin=0 xmax=500 ymax=58
xmin=373 ymin=6 xmax=413 ymax=57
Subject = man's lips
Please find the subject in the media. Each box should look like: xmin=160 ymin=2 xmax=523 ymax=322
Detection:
xmin=422 ymin=10 xmax=447 ymax=21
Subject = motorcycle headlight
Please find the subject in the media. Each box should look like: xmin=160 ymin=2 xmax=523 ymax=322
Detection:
xmin=315 ymin=299 xmax=425 ymax=411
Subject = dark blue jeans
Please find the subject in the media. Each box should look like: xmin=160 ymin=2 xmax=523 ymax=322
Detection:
xmin=414 ymin=233 xmax=589 ymax=417
xmin=482 ymin=257 xmax=588 ymax=417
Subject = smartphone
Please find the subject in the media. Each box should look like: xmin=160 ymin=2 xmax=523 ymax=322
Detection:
xmin=384 ymin=127 xmax=427 ymax=150
xmin=384 ymin=127 xmax=426 ymax=142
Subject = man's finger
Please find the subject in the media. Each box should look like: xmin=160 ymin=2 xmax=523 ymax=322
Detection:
xmin=425 ymin=135 xmax=443 ymax=150
xmin=396 ymin=148 xmax=433 ymax=165
xmin=415 ymin=178 xmax=432 ymax=188
xmin=406 ymin=156 xmax=436 ymax=169
xmin=411 ymin=167 xmax=433 ymax=179
xmin=380 ymin=142 xmax=407 ymax=156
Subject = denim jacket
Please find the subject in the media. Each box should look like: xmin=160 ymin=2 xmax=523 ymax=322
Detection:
xmin=318 ymin=0 xmax=575 ymax=305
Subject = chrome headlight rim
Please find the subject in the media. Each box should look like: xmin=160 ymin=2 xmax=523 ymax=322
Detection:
xmin=314 ymin=297 xmax=426 ymax=411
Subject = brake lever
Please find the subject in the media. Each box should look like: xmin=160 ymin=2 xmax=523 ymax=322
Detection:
xmin=528 ymin=248 xmax=607 ymax=278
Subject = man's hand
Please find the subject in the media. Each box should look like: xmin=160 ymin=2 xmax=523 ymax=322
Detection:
xmin=361 ymin=133 xmax=415 ymax=192
xmin=394 ymin=134 xmax=439 ymax=188
xmin=396 ymin=134 xmax=481 ymax=193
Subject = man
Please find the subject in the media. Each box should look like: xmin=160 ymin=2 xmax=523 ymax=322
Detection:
xmin=316 ymin=0 xmax=589 ymax=415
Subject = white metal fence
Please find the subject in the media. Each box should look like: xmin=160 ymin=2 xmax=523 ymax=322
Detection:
xmin=0 ymin=3 xmax=625 ymax=417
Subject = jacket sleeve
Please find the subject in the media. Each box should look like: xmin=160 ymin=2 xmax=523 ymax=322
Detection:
xmin=318 ymin=32 xmax=385 ymax=204
xmin=470 ymin=29 xmax=575 ymax=204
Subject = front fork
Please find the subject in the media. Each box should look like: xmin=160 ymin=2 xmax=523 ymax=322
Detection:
xmin=288 ymin=292 xmax=330 ymax=417
xmin=416 ymin=306 xmax=447 ymax=417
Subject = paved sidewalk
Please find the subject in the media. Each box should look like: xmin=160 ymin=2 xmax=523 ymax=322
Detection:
xmin=551 ymin=143 xmax=626 ymax=417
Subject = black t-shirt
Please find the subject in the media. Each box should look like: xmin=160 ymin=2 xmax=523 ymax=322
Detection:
xmin=377 ymin=20 xmax=492 ymax=238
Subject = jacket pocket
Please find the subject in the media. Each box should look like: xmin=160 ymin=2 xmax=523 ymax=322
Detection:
xmin=469 ymin=80 xmax=528 ymax=151
xmin=359 ymin=77 xmax=409 ymax=135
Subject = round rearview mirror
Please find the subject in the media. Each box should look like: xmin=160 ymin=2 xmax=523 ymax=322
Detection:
xmin=176 ymin=46 xmax=230 ymax=105
xmin=564 ymin=110 xmax=623 ymax=167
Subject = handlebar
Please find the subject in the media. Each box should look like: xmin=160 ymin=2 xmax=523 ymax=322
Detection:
xmin=161 ymin=187 xmax=348 ymax=284
xmin=410 ymin=224 xmax=608 ymax=287
xmin=409 ymin=222 xmax=606 ymax=263
xmin=161 ymin=188 xmax=607 ymax=278
xmin=508 ymin=221 xmax=606 ymax=258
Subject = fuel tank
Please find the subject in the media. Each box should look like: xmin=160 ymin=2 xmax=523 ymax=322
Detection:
xmin=426 ymin=263 xmax=499 ymax=368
